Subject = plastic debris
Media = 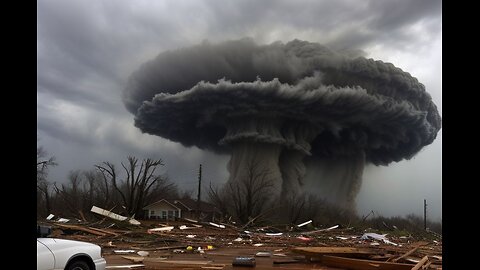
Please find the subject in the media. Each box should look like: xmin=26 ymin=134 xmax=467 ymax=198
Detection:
xmin=136 ymin=251 xmax=149 ymax=257
xmin=297 ymin=220 xmax=313 ymax=227
xmin=113 ymin=250 xmax=136 ymax=254
xmin=255 ymin=251 xmax=271 ymax=257
xmin=266 ymin=232 xmax=283 ymax=236
xmin=361 ymin=233 xmax=398 ymax=246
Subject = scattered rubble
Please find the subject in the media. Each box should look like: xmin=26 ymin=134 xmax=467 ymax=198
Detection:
xmin=39 ymin=214 xmax=442 ymax=269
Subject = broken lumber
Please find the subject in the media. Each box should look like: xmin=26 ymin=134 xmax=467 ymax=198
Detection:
xmin=86 ymin=226 xmax=119 ymax=236
xmin=411 ymin=256 xmax=429 ymax=270
xmin=303 ymin=225 xmax=339 ymax=235
xmin=121 ymin=256 xmax=145 ymax=263
xmin=54 ymin=224 xmax=107 ymax=236
xmin=143 ymin=259 xmax=225 ymax=269
xmin=391 ymin=242 xmax=427 ymax=263
xmin=273 ymin=259 xmax=302 ymax=264
xmin=320 ymin=255 xmax=415 ymax=270
xmin=292 ymin=246 xmax=381 ymax=259
xmin=105 ymin=265 xmax=145 ymax=269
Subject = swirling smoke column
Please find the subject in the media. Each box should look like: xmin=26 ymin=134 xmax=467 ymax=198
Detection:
xmin=123 ymin=39 xmax=441 ymax=211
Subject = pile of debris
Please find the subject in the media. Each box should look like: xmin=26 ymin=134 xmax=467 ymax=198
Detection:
xmin=38 ymin=206 xmax=442 ymax=269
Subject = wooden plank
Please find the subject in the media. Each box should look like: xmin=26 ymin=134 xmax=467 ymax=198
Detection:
xmin=142 ymin=260 xmax=226 ymax=269
xmin=273 ymin=259 xmax=302 ymax=264
xmin=55 ymin=224 xmax=106 ymax=236
xmin=411 ymin=256 xmax=429 ymax=270
xmin=121 ymin=256 xmax=145 ymax=263
xmin=390 ymin=242 xmax=428 ymax=262
xmin=292 ymin=247 xmax=381 ymax=258
xmin=105 ymin=265 xmax=145 ymax=269
xmin=87 ymin=226 xmax=119 ymax=236
xmin=320 ymin=255 xmax=415 ymax=270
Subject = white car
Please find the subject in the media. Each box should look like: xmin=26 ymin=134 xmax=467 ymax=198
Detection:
xmin=37 ymin=237 xmax=107 ymax=270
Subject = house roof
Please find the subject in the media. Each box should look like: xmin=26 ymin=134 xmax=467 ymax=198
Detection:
xmin=173 ymin=198 xmax=218 ymax=213
xmin=142 ymin=199 xmax=181 ymax=210
xmin=143 ymin=198 xmax=218 ymax=213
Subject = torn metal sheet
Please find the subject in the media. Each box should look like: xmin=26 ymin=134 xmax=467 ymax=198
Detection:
xmin=56 ymin=218 xmax=70 ymax=223
xmin=90 ymin=206 xmax=141 ymax=225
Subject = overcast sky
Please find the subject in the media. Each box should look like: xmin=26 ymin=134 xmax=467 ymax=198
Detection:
xmin=37 ymin=0 xmax=442 ymax=221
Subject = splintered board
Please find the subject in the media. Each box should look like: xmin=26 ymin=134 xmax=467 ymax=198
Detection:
xmin=320 ymin=255 xmax=415 ymax=270
xmin=292 ymin=247 xmax=382 ymax=258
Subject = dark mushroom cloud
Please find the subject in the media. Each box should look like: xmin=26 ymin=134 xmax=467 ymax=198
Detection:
xmin=123 ymin=39 xmax=441 ymax=210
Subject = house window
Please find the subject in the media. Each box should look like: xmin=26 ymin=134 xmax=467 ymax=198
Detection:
xmin=168 ymin=210 xmax=174 ymax=218
xmin=150 ymin=210 xmax=155 ymax=216
xmin=174 ymin=210 xmax=179 ymax=217
xmin=162 ymin=211 xmax=167 ymax=219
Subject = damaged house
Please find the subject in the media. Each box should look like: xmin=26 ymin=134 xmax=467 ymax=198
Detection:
xmin=143 ymin=198 xmax=220 ymax=221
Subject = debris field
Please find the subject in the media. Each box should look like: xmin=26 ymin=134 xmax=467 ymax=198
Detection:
xmin=40 ymin=210 xmax=442 ymax=270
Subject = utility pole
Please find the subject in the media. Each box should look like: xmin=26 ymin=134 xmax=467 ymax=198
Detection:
xmin=424 ymin=199 xmax=427 ymax=230
xmin=196 ymin=164 xmax=202 ymax=220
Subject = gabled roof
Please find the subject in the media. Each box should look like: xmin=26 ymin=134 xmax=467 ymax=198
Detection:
xmin=143 ymin=198 xmax=218 ymax=213
xmin=173 ymin=198 xmax=218 ymax=213
xmin=143 ymin=199 xmax=181 ymax=210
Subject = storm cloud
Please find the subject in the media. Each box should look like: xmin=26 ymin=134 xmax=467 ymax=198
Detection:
xmin=124 ymin=39 xmax=441 ymax=209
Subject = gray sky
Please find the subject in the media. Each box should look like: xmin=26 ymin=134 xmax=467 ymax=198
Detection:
xmin=37 ymin=0 xmax=442 ymax=221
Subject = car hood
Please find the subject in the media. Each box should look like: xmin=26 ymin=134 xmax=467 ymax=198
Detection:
xmin=37 ymin=238 xmax=100 ymax=251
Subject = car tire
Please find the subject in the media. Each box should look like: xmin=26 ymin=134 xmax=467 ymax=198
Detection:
xmin=66 ymin=260 xmax=91 ymax=270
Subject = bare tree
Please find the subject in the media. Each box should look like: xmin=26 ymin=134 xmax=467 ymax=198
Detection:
xmin=224 ymin=160 xmax=275 ymax=224
xmin=207 ymin=182 xmax=229 ymax=219
xmin=95 ymin=156 xmax=169 ymax=216
xmin=52 ymin=170 xmax=85 ymax=217
xmin=283 ymin=192 xmax=308 ymax=224
xmin=37 ymin=146 xmax=57 ymax=216
xmin=143 ymin=174 xmax=179 ymax=206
